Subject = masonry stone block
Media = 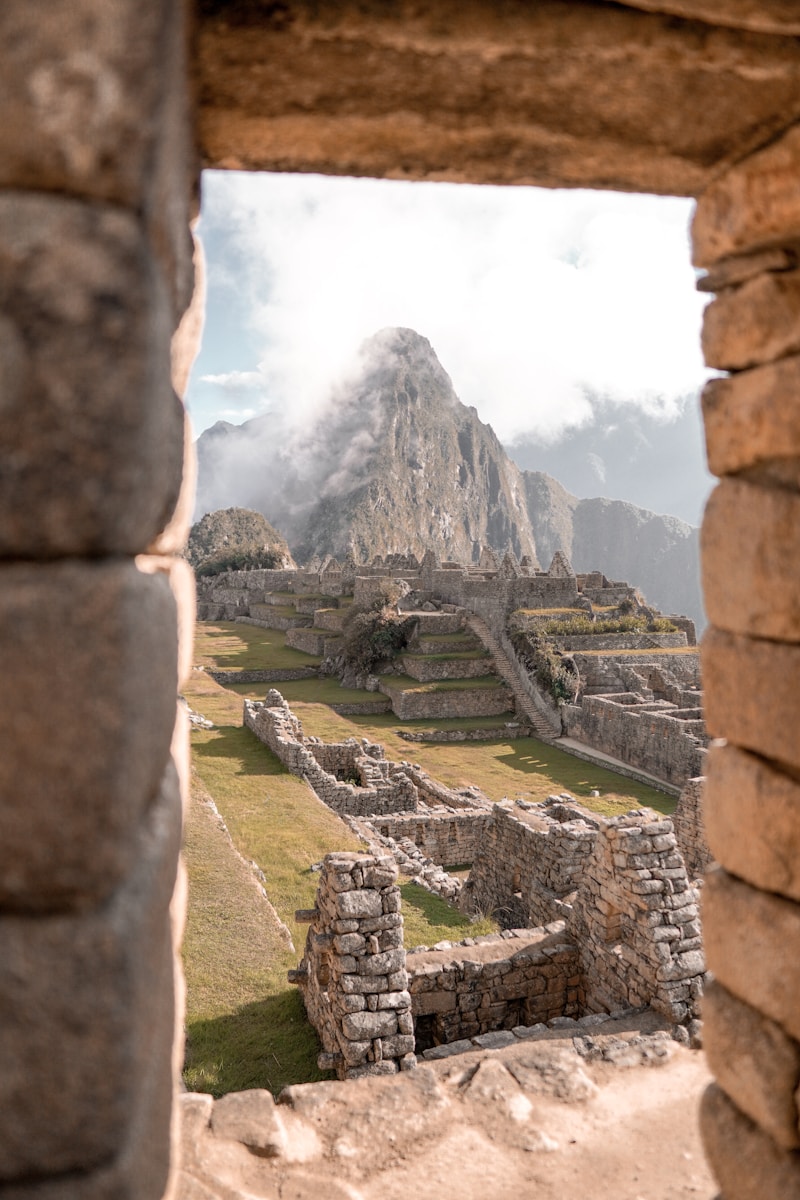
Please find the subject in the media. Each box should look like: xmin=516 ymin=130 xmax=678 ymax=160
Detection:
xmin=701 ymin=353 xmax=800 ymax=478
xmin=705 ymin=743 xmax=800 ymax=903
xmin=0 ymin=562 xmax=178 ymax=911
xmin=0 ymin=774 xmax=180 ymax=1181
xmin=0 ymin=193 xmax=184 ymax=556
xmin=703 ymin=979 xmax=800 ymax=1150
xmin=701 ymin=479 xmax=800 ymax=642
xmin=701 ymin=270 xmax=800 ymax=370
xmin=701 ymin=1084 xmax=800 ymax=1200
xmin=693 ymin=123 xmax=800 ymax=267
xmin=703 ymin=868 xmax=800 ymax=1044
xmin=702 ymin=627 xmax=800 ymax=770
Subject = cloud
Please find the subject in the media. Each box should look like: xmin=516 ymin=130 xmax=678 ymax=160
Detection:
xmin=191 ymin=172 xmax=710 ymax=443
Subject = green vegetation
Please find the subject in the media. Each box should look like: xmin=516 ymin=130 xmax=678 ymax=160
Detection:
xmin=187 ymin=507 xmax=292 ymax=575
xmin=340 ymin=593 xmax=417 ymax=675
xmin=380 ymin=673 xmax=504 ymax=694
xmin=509 ymin=629 xmax=578 ymax=705
xmin=193 ymin=623 xmax=321 ymax=671
xmin=400 ymin=883 xmax=495 ymax=946
xmin=537 ymin=614 xmax=678 ymax=636
xmin=225 ymin=676 xmax=387 ymax=708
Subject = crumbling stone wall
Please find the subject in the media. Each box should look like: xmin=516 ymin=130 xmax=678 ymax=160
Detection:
xmin=463 ymin=802 xmax=598 ymax=929
xmin=570 ymin=812 xmax=704 ymax=1029
xmin=291 ymin=853 xmax=415 ymax=1078
xmin=244 ymin=692 xmax=418 ymax=816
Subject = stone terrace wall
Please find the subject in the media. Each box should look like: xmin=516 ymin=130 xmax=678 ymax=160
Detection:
xmin=368 ymin=811 xmax=491 ymax=869
xmin=196 ymin=569 xmax=298 ymax=620
xmin=573 ymin=651 xmax=702 ymax=695
xmin=570 ymin=812 xmax=704 ymax=1029
xmin=672 ymin=777 xmax=713 ymax=880
xmin=463 ymin=802 xmax=598 ymax=929
xmin=562 ymin=694 xmax=708 ymax=787
xmin=408 ymin=924 xmax=580 ymax=1049
xmin=244 ymin=693 xmax=418 ymax=817
xmin=291 ymin=853 xmax=414 ymax=1079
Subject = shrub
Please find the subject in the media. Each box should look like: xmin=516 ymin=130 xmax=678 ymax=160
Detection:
xmin=195 ymin=549 xmax=282 ymax=577
xmin=510 ymin=630 xmax=579 ymax=705
xmin=341 ymin=602 xmax=417 ymax=675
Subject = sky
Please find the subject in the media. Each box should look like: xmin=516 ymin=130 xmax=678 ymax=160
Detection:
xmin=187 ymin=171 xmax=711 ymax=450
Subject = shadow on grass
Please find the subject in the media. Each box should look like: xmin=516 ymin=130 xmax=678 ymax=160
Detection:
xmin=192 ymin=726 xmax=287 ymax=777
xmin=183 ymin=988 xmax=331 ymax=1099
xmin=494 ymin=739 xmax=674 ymax=814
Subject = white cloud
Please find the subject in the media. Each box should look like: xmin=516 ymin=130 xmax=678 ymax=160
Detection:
xmin=194 ymin=172 xmax=709 ymax=442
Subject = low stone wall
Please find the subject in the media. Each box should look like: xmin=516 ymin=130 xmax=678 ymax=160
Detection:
xmin=408 ymin=924 xmax=580 ymax=1048
xmin=571 ymin=812 xmax=704 ymax=1028
xmin=557 ymin=632 xmax=689 ymax=652
xmin=673 ymin=777 xmax=713 ymax=879
xmin=208 ymin=666 xmax=319 ymax=683
xmin=400 ymin=653 xmax=491 ymax=681
xmin=562 ymin=694 xmax=708 ymax=787
xmin=244 ymin=693 xmax=419 ymax=816
xmin=291 ymin=853 xmax=415 ymax=1079
xmin=380 ymin=680 xmax=513 ymax=720
xmin=397 ymin=722 xmax=533 ymax=742
xmin=369 ymin=811 xmax=491 ymax=869
xmin=463 ymin=802 xmax=597 ymax=928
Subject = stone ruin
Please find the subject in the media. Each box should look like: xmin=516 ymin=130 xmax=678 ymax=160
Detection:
xmin=291 ymin=803 xmax=706 ymax=1077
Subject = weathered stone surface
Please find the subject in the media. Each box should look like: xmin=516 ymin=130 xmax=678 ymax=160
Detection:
xmin=701 ymin=353 xmax=800 ymax=478
xmin=703 ymin=979 xmax=800 ymax=1149
xmin=701 ymin=1083 xmax=800 ymax=1200
xmin=702 ymin=627 xmax=800 ymax=770
xmin=697 ymin=246 xmax=797 ymax=292
xmin=701 ymin=270 xmax=800 ymax=370
xmin=609 ymin=2 xmax=800 ymax=36
xmin=211 ymin=1090 xmax=287 ymax=1157
xmin=0 ymin=777 xmax=180 ymax=1180
xmin=693 ymin=123 xmax=800 ymax=267
xmin=341 ymin=1011 xmax=398 ymax=1041
xmin=0 ymin=193 xmax=184 ymax=556
xmin=701 ymin=480 xmax=800 ymax=642
xmin=336 ymin=890 xmax=384 ymax=919
xmin=703 ymin=868 xmax=800 ymax=1043
xmin=0 ymin=562 xmax=178 ymax=911
xmin=197 ymin=1 xmax=800 ymax=196
xmin=705 ymin=743 xmax=800 ymax=903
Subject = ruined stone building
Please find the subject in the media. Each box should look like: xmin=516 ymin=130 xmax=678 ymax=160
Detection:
xmin=5 ymin=2 xmax=800 ymax=1198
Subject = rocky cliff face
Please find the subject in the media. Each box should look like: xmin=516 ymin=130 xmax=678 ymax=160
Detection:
xmin=194 ymin=328 xmax=704 ymax=625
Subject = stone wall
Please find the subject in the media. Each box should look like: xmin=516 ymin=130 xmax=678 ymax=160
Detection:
xmin=672 ymin=777 xmax=713 ymax=880
xmin=244 ymin=693 xmax=419 ymax=817
xmin=291 ymin=853 xmax=415 ymax=1079
xmin=379 ymin=679 xmax=513 ymax=720
xmin=570 ymin=813 xmax=704 ymax=1030
xmin=562 ymin=694 xmax=708 ymax=787
xmin=368 ymin=811 xmax=491 ymax=869
xmin=463 ymin=802 xmax=598 ymax=928
xmin=572 ymin=650 xmax=702 ymax=695
xmin=408 ymin=925 xmax=580 ymax=1048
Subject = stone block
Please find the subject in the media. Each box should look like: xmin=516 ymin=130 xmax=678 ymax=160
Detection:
xmin=0 ymin=775 xmax=180 ymax=1180
xmin=341 ymin=1011 xmax=398 ymax=1041
xmin=701 ymin=270 xmax=800 ymax=370
xmin=703 ymin=980 xmax=800 ymax=1150
xmin=702 ymin=353 xmax=800 ymax=478
xmin=693 ymin=124 xmax=800 ymax=268
xmin=705 ymin=743 xmax=800 ymax=903
xmin=335 ymin=890 xmax=383 ymax=919
xmin=0 ymin=562 xmax=178 ymax=911
xmin=701 ymin=1083 xmax=800 ymax=1200
xmin=0 ymin=193 xmax=184 ymax=556
xmin=412 ymin=990 xmax=457 ymax=1016
xmin=702 ymin=481 xmax=800 ymax=643
xmin=702 ymin=627 xmax=800 ymax=770
xmin=703 ymin=868 xmax=800 ymax=1044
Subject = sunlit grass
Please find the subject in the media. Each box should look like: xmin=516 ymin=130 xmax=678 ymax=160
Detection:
xmin=194 ymin=621 xmax=321 ymax=671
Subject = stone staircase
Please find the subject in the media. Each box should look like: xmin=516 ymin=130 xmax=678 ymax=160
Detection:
xmin=464 ymin=614 xmax=561 ymax=741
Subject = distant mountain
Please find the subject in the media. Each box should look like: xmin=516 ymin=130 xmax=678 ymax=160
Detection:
xmin=194 ymin=328 xmax=705 ymax=626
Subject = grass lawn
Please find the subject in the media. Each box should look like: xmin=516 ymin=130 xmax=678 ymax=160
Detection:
xmin=380 ymin=673 xmax=505 ymax=694
xmin=286 ymin=702 xmax=675 ymax=817
xmin=194 ymin=622 xmax=321 ymax=671
xmin=225 ymin=675 xmax=384 ymax=707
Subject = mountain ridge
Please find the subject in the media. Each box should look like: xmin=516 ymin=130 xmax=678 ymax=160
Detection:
xmin=193 ymin=328 xmax=704 ymax=625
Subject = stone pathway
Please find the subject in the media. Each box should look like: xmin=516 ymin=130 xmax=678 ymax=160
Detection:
xmin=465 ymin=614 xmax=560 ymax=741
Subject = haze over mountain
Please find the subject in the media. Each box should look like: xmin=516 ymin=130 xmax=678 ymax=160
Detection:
xmin=195 ymin=328 xmax=705 ymax=626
